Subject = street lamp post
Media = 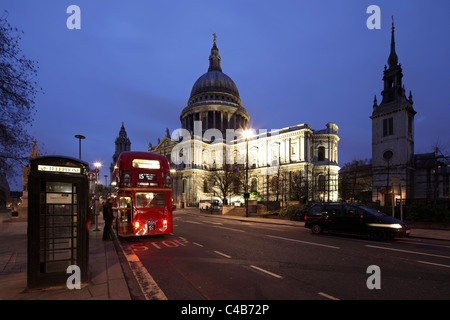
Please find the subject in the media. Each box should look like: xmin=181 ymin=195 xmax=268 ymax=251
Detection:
xmin=93 ymin=162 xmax=102 ymax=184
xmin=170 ymin=169 xmax=176 ymax=208
xmin=74 ymin=134 xmax=85 ymax=160
xmin=93 ymin=162 xmax=102 ymax=232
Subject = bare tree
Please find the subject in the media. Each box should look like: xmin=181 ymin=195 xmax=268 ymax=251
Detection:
xmin=270 ymin=173 xmax=279 ymax=202
xmin=207 ymin=163 xmax=244 ymax=205
xmin=0 ymin=11 xmax=41 ymax=178
xmin=339 ymin=159 xmax=372 ymax=202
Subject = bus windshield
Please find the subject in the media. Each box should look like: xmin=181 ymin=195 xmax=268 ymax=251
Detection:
xmin=135 ymin=192 xmax=166 ymax=208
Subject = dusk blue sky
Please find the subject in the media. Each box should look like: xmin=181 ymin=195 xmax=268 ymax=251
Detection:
xmin=3 ymin=0 xmax=450 ymax=190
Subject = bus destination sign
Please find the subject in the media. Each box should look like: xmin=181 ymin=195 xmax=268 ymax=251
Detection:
xmin=138 ymin=173 xmax=157 ymax=181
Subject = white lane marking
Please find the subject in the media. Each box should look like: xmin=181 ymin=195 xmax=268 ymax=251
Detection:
xmin=416 ymin=260 xmax=450 ymax=268
xmin=214 ymin=250 xmax=232 ymax=259
xmin=193 ymin=242 xmax=204 ymax=247
xmin=202 ymin=221 xmax=223 ymax=225
xmin=366 ymin=245 xmax=450 ymax=259
xmin=318 ymin=292 xmax=340 ymax=300
xmin=267 ymin=235 xmax=340 ymax=249
xmin=185 ymin=221 xmax=203 ymax=225
xmin=213 ymin=225 xmax=245 ymax=233
xmin=250 ymin=265 xmax=283 ymax=279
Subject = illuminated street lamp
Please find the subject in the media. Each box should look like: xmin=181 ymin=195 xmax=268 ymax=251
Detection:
xmin=93 ymin=162 xmax=102 ymax=184
xmin=93 ymin=161 xmax=102 ymax=232
xmin=74 ymin=134 xmax=85 ymax=160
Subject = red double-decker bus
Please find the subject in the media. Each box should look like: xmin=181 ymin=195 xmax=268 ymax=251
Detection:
xmin=111 ymin=151 xmax=173 ymax=237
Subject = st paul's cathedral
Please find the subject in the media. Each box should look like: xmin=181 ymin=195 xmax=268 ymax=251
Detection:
xmin=144 ymin=36 xmax=340 ymax=208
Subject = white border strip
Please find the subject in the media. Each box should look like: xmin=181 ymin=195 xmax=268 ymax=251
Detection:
xmin=119 ymin=242 xmax=167 ymax=300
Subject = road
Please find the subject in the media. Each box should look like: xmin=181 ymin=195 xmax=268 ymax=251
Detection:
xmin=117 ymin=210 xmax=450 ymax=300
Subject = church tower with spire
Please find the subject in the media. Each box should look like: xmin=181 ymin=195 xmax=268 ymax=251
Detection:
xmin=371 ymin=19 xmax=417 ymax=205
xmin=110 ymin=122 xmax=131 ymax=179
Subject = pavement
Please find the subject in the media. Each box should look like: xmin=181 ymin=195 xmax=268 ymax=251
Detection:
xmin=0 ymin=209 xmax=132 ymax=300
xmin=1 ymin=207 xmax=449 ymax=300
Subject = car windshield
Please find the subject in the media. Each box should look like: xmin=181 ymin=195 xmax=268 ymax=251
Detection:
xmin=360 ymin=206 xmax=385 ymax=217
xmin=308 ymin=205 xmax=323 ymax=215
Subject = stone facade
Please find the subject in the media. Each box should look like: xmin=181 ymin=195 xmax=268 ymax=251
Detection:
xmin=149 ymin=37 xmax=340 ymax=207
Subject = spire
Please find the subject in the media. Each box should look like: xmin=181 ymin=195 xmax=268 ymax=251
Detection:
xmin=29 ymin=140 xmax=40 ymax=159
xmin=208 ymin=33 xmax=222 ymax=72
xmin=387 ymin=16 xmax=398 ymax=68
xmin=119 ymin=122 xmax=127 ymax=138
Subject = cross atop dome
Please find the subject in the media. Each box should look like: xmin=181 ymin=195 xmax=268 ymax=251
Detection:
xmin=209 ymin=33 xmax=222 ymax=72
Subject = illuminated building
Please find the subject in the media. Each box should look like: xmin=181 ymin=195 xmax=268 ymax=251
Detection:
xmin=149 ymin=36 xmax=340 ymax=207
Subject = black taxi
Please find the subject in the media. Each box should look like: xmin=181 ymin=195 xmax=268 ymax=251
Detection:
xmin=304 ymin=203 xmax=410 ymax=241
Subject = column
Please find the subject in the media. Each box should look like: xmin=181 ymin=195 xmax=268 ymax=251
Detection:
xmin=299 ymin=134 xmax=304 ymax=161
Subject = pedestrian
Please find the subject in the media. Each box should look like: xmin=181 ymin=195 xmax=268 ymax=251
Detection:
xmin=102 ymin=198 xmax=114 ymax=241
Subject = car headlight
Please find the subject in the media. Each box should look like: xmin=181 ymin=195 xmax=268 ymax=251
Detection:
xmin=390 ymin=223 xmax=403 ymax=229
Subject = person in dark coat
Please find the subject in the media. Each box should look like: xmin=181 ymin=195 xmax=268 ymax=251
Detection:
xmin=102 ymin=198 xmax=114 ymax=241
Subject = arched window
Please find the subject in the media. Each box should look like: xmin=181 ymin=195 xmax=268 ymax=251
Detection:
xmin=318 ymin=146 xmax=325 ymax=161
xmin=317 ymin=175 xmax=326 ymax=201
xmin=250 ymin=146 xmax=258 ymax=168
xmin=318 ymin=175 xmax=326 ymax=192
xmin=203 ymin=179 xmax=208 ymax=193
xmin=251 ymin=178 xmax=258 ymax=193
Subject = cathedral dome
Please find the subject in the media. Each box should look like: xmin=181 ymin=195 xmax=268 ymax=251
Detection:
xmin=190 ymin=70 xmax=240 ymax=99
xmin=185 ymin=36 xmax=243 ymax=109
xmin=180 ymin=35 xmax=249 ymax=134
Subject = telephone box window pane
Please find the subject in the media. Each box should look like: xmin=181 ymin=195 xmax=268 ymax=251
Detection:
xmin=46 ymin=182 xmax=73 ymax=193
xmin=52 ymin=205 xmax=72 ymax=215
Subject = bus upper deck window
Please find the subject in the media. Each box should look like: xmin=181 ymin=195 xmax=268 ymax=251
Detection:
xmin=132 ymin=159 xmax=160 ymax=169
